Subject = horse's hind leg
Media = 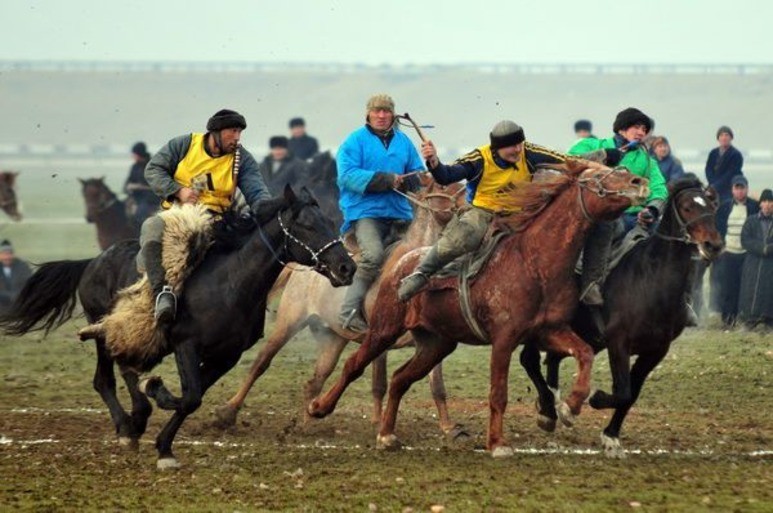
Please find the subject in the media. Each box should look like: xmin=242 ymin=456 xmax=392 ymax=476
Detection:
xmin=371 ymin=353 xmax=387 ymax=424
xmin=92 ymin=340 xmax=140 ymax=448
xmin=542 ymin=329 xmax=594 ymax=424
xmin=378 ymin=331 xmax=457 ymax=450
xmin=519 ymin=342 xmax=558 ymax=433
xmin=303 ymin=325 xmax=348 ymax=422
xmin=120 ymin=366 xmax=152 ymax=442
xmin=427 ymin=361 xmax=468 ymax=439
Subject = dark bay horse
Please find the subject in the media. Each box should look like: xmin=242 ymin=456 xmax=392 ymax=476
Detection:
xmin=214 ymin=178 xmax=467 ymax=436
xmin=520 ymin=176 xmax=724 ymax=457
xmin=0 ymin=186 xmax=356 ymax=469
xmin=308 ymin=162 xmax=650 ymax=457
xmin=0 ymin=171 xmax=22 ymax=221
xmin=79 ymin=177 xmax=138 ymax=250
xmin=298 ymin=151 xmax=341 ymax=229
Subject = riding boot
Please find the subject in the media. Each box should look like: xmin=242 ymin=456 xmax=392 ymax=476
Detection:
xmin=580 ymin=221 xmax=614 ymax=306
xmin=142 ymin=241 xmax=176 ymax=324
xmin=338 ymin=275 xmax=372 ymax=333
xmin=397 ymin=246 xmax=444 ymax=302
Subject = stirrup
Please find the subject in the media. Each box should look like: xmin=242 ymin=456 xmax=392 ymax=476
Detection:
xmin=155 ymin=285 xmax=177 ymax=322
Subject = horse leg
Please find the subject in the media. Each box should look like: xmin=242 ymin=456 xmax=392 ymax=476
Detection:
xmin=487 ymin=342 xmax=516 ymax=457
xmin=92 ymin=340 xmax=139 ymax=448
xmin=214 ymin=316 xmax=308 ymax=428
xmin=542 ymin=329 xmax=595 ymax=425
xmin=427 ymin=361 xmax=468 ymax=439
xmin=302 ymin=326 xmax=348 ymax=423
xmin=519 ymin=342 xmax=557 ymax=433
xmin=600 ymin=348 xmax=668 ymax=458
xmin=120 ymin=366 xmax=152 ymax=444
xmin=371 ymin=353 xmax=387 ymax=424
xmin=588 ymin=338 xmax=631 ymax=410
xmin=377 ymin=331 xmax=457 ymax=450
xmin=308 ymin=312 xmax=404 ymax=419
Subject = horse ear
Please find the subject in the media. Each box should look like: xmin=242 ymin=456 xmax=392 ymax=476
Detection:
xmin=283 ymin=183 xmax=298 ymax=203
xmin=78 ymin=178 xmax=86 ymax=185
xmin=705 ymin=186 xmax=719 ymax=208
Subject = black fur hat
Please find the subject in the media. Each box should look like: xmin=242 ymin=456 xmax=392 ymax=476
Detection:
xmin=269 ymin=136 xmax=289 ymax=149
xmin=289 ymin=117 xmax=305 ymax=128
xmin=574 ymin=119 xmax=592 ymax=133
xmin=613 ymin=107 xmax=653 ymax=134
xmin=206 ymin=109 xmax=247 ymax=131
xmin=760 ymin=189 xmax=773 ymax=202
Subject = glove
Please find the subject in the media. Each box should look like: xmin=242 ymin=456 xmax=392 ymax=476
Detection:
xmin=637 ymin=205 xmax=658 ymax=225
xmin=605 ymin=149 xmax=623 ymax=166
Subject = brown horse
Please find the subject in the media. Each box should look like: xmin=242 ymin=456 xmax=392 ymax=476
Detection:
xmin=0 ymin=171 xmax=22 ymax=221
xmin=215 ymin=177 xmax=468 ymax=436
xmin=79 ymin=177 xmax=138 ymax=250
xmin=308 ymin=162 xmax=650 ymax=457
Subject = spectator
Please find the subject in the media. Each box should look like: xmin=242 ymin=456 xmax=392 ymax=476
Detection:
xmin=705 ymin=126 xmax=743 ymax=203
xmin=287 ymin=117 xmax=319 ymax=160
xmin=573 ymin=119 xmax=595 ymax=140
xmin=124 ymin=141 xmax=161 ymax=229
xmin=258 ymin=136 xmax=308 ymax=195
xmin=714 ymin=175 xmax=759 ymax=328
xmin=0 ymin=239 xmax=32 ymax=313
xmin=738 ymin=189 xmax=773 ymax=329
xmin=649 ymin=136 xmax=685 ymax=183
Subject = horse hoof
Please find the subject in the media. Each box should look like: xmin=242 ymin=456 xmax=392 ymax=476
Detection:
xmin=157 ymin=457 xmax=181 ymax=470
xmin=138 ymin=376 xmax=162 ymax=397
xmin=491 ymin=445 xmax=514 ymax=458
xmin=117 ymin=436 xmax=140 ymax=451
xmin=558 ymin=402 xmax=576 ymax=428
xmin=307 ymin=399 xmax=327 ymax=419
xmin=537 ymin=414 xmax=557 ymax=433
xmin=444 ymin=424 xmax=471 ymax=441
xmin=600 ymin=433 xmax=626 ymax=459
xmin=213 ymin=404 xmax=238 ymax=429
xmin=376 ymin=434 xmax=402 ymax=451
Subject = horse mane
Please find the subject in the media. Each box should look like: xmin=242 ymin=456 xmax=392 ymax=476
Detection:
xmin=667 ymin=175 xmax=704 ymax=200
xmin=501 ymin=160 xmax=588 ymax=230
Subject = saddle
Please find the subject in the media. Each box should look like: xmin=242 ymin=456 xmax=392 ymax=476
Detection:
xmin=573 ymin=222 xmax=651 ymax=279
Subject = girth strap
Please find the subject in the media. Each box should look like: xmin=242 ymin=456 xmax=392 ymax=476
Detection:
xmin=458 ymin=258 xmax=489 ymax=343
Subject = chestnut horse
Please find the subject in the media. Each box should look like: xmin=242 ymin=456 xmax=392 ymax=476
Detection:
xmin=519 ymin=176 xmax=724 ymax=457
xmin=0 ymin=171 xmax=22 ymax=221
xmin=79 ymin=177 xmax=138 ymax=250
xmin=215 ymin=178 xmax=468 ymax=436
xmin=308 ymin=162 xmax=650 ymax=457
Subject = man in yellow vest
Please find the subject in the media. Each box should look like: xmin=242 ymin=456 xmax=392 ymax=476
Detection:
xmin=140 ymin=109 xmax=271 ymax=323
xmin=397 ymin=120 xmax=568 ymax=301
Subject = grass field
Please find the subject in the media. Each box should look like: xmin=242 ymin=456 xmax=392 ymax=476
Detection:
xmin=1 ymin=317 xmax=771 ymax=512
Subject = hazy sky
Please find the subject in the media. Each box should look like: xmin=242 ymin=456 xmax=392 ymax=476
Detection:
xmin=2 ymin=0 xmax=771 ymax=65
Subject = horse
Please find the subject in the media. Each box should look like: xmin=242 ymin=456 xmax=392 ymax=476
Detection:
xmin=214 ymin=178 xmax=467 ymax=437
xmin=307 ymin=162 xmax=650 ymax=457
xmin=519 ymin=176 xmax=724 ymax=457
xmin=0 ymin=171 xmax=22 ymax=221
xmin=298 ymin=151 xmax=341 ymax=229
xmin=0 ymin=186 xmax=356 ymax=469
xmin=79 ymin=177 xmax=138 ymax=250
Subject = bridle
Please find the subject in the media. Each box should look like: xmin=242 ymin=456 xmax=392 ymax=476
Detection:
xmin=85 ymin=185 xmax=118 ymax=215
xmin=258 ymin=209 xmax=344 ymax=273
xmin=654 ymin=187 xmax=716 ymax=245
xmin=576 ymin=167 xmax=633 ymax=222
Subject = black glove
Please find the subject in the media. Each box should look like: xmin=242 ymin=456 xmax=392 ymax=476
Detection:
xmin=605 ymin=148 xmax=623 ymax=166
xmin=365 ymin=172 xmax=398 ymax=193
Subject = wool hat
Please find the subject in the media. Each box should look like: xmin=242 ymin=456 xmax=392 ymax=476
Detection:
xmin=289 ymin=117 xmax=305 ymax=128
xmin=366 ymin=94 xmax=395 ymax=113
xmin=0 ymin=239 xmax=13 ymax=253
xmin=490 ymin=120 xmax=525 ymax=150
xmin=760 ymin=189 xmax=773 ymax=202
xmin=131 ymin=141 xmax=149 ymax=158
xmin=269 ymin=136 xmax=289 ymax=149
xmin=574 ymin=119 xmax=592 ymax=133
xmin=731 ymin=175 xmax=748 ymax=187
xmin=716 ymin=125 xmax=734 ymax=139
xmin=206 ymin=109 xmax=247 ymax=131
xmin=613 ymin=107 xmax=653 ymax=134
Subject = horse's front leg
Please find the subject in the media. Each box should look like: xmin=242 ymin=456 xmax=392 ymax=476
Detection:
xmin=542 ymin=328 xmax=595 ymax=425
xmin=519 ymin=342 xmax=557 ymax=432
xmin=588 ymin=331 xmax=631 ymax=410
xmin=487 ymin=341 xmax=515 ymax=458
xmin=93 ymin=339 xmax=143 ymax=448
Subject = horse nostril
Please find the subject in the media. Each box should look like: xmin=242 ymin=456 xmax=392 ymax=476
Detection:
xmin=631 ymin=177 xmax=642 ymax=185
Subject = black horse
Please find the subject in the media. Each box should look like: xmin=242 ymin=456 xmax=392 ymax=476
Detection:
xmin=520 ymin=177 xmax=724 ymax=457
xmin=0 ymin=186 xmax=356 ymax=469
xmin=300 ymin=151 xmax=342 ymax=229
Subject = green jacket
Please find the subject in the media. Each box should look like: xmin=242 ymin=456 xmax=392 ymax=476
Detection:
xmin=568 ymin=137 xmax=667 ymax=214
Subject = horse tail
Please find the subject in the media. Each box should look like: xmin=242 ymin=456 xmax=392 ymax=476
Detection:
xmin=0 ymin=259 xmax=92 ymax=336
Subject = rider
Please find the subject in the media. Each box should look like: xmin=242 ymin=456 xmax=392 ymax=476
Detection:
xmin=567 ymin=107 xmax=668 ymax=306
xmin=141 ymin=109 xmax=271 ymax=324
xmin=337 ymin=93 xmax=424 ymax=333
xmin=397 ymin=120 xmax=569 ymax=302
xmin=124 ymin=141 xmax=160 ymax=229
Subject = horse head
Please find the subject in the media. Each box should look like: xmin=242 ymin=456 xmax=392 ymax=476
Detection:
xmin=0 ymin=171 xmax=22 ymax=221
xmin=279 ymin=184 xmax=356 ymax=287
xmin=657 ymin=178 xmax=724 ymax=261
xmin=574 ymin=163 xmax=650 ymax=222
xmin=417 ymin=176 xmax=466 ymax=226
xmin=79 ymin=177 xmax=117 ymax=223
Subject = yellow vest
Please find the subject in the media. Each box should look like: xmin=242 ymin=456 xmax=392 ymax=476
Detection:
xmin=471 ymin=144 xmax=531 ymax=212
xmin=161 ymin=133 xmax=236 ymax=213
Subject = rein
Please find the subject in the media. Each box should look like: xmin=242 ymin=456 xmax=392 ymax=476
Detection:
xmin=392 ymin=184 xmax=465 ymax=215
xmin=258 ymin=210 xmax=343 ymax=272
xmin=576 ymin=168 xmax=631 ymax=223
xmin=654 ymin=188 xmax=716 ymax=245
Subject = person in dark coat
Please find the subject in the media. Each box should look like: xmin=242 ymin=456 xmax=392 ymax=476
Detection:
xmin=705 ymin=126 xmax=744 ymax=204
xmin=287 ymin=117 xmax=320 ymax=161
xmin=0 ymin=239 xmax=32 ymax=314
xmin=258 ymin=136 xmax=308 ymax=195
xmin=738 ymin=189 xmax=773 ymax=329
xmin=124 ymin=141 xmax=161 ymax=229
xmin=713 ymin=175 xmax=760 ymax=327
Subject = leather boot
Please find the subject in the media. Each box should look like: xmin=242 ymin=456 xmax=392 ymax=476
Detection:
xmin=142 ymin=241 xmax=176 ymax=324
xmin=580 ymin=222 xmax=614 ymax=306
xmin=397 ymin=246 xmax=444 ymax=302
xmin=339 ymin=275 xmax=371 ymax=333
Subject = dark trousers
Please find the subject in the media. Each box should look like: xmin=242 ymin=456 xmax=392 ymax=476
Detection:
xmin=715 ymin=252 xmax=746 ymax=326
